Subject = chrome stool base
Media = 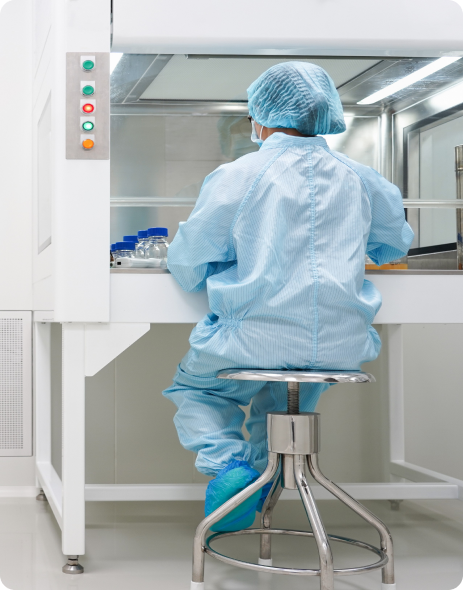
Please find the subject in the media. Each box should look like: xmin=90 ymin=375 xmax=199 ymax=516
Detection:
xmin=191 ymin=370 xmax=395 ymax=590
xmin=205 ymin=527 xmax=388 ymax=576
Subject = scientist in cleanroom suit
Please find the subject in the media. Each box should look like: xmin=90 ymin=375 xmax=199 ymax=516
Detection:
xmin=163 ymin=61 xmax=414 ymax=532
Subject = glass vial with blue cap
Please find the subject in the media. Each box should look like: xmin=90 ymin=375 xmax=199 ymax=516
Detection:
xmin=123 ymin=235 xmax=139 ymax=244
xmin=114 ymin=241 xmax=135 ymax=259
xmin=110 ymin=244 xmax=116 ymax=267
xmin=145 ymin=227 xmax=169 ymax=268
xmin=136 ymin=230 xmax=149 ymax=259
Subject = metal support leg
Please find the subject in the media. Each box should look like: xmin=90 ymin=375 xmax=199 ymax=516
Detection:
xmin=259 ymin=471 xmax=283 ymax=565
xmin=191 ymin=452 xmax=279 ymax=589
xmin=293 ymin=455 xmax=334 ymax=590
xmin=307 ymin=454 xmax=395 ymax=586
xmin=61 ymin=324 xmax=86 ymax=574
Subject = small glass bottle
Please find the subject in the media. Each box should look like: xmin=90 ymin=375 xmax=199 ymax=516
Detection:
xmin=136 ymin=230 xmax=148 ymax=259
xmin=110 ymin=244 xmax=116 ymax=267
xmin=114 ymin=241 xmax=135 ymax=259
xmin=146 ymin=227 xmax=169 ymax=268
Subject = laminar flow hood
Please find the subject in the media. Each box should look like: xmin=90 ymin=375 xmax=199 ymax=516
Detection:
xmin=111 ymin=0 xmax=463 ymax=57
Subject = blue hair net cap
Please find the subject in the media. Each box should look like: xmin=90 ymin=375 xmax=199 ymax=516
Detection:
xmin=247 ymin=61 xmax=346 ymax=136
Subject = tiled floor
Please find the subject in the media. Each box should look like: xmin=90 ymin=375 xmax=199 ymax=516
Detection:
xmin=0 ymin=497 xmax=462 ymax=589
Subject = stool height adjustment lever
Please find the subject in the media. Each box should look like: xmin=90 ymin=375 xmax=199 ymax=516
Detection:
xmin=287 ymin=381 xmax=299 ymax=414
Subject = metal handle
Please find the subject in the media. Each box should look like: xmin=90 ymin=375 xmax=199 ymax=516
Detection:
xmin=456 ymin=145 xmax=463 ymax=270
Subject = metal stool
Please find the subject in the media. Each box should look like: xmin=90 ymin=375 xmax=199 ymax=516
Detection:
xmin=191 ymin=370 xmax=396 ymax=590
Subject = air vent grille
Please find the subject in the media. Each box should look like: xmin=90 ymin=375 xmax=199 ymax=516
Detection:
xmin=0 ymin=319 xmax=23 ymax=450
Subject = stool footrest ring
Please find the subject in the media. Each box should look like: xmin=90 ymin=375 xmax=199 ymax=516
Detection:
xmin=204 ymin=528 xmax=388 ymax=577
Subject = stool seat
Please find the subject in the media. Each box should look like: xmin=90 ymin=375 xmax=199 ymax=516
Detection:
xmin=217 ymin=369 xmax=375 ymax=384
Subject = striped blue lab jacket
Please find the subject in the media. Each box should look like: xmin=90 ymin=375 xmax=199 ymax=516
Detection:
xmin=167 ymin=133 xmax=414 ymax=374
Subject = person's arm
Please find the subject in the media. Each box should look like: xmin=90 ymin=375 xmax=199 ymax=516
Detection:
xmin=364 ymin=168 xmax=414 ymax=266
xmin=167 ymin=166 xmax=240 ymax=292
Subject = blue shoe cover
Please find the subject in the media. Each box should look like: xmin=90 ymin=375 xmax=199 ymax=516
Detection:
xmin=257 ymin=482 xmax=273 ymax=512
xmin=205 ymin=461 xmax=261 ymax=532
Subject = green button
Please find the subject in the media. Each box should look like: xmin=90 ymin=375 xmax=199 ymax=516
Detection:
xmin=82 ymin=121 xmax=94 ymax=131
xmin=82 ymin=60 xmax=94 ymax=71
xmin=82 ymin=85 xmax=94 ymax=96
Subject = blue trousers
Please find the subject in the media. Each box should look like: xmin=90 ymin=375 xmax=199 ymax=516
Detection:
xmin=163 ymin=364 xmax=329 ymax=476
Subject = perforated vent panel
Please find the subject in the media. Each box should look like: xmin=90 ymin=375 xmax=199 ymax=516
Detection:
xmin=0 ymin=318 xmax=23 ymax=450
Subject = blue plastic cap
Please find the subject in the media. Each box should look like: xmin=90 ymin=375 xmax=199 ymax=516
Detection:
xmin=111 ymin=244 xmax=116 ymax=251
xmin=147 ymin=227 xmax=168 ymax=237
xmin=123 ymin=235 xmax=139 ymax=242
xmin=138 ymin=230 xmax=148 ymax=238
xmin=115 ymin=241 xmax=135 ymax=250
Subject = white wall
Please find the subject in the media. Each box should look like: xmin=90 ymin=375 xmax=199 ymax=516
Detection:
xmin=48 ymin=324 xmax=387 ymax=485
xmin=0 ymin=0 xmax=33 ymax=310
xmin=0 ymin=0 xmax=36 ymax=491
xmin=2 ymin=321 xmax=462 ymax=492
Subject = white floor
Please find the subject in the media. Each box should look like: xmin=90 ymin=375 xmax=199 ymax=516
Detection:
xmin=0 ymin=497 xmax=462 ymax=590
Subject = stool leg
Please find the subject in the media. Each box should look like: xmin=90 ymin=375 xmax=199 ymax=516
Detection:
xmin=293 ymin=455 xmax=334 ymax=590
xmin=259 ymin=470 xmax=283 ymax=565
xmin=307 ymin=454 xmax=396 ymax=588
xmin=191 ymin=452 xmax=279 ymax=590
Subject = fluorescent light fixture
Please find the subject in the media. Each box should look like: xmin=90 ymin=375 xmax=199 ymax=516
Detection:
xmin=357 ymin=57 xmax=461 ymax=105
xmin=110 ymin=53 xmax=123 ymax=75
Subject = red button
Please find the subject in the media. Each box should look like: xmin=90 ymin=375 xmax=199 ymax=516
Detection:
xmin=82 ymin=103 xmax=94 ymax=113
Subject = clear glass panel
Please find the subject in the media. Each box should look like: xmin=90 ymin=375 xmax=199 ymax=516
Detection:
xmin=109 ymin=56 xmax=385 ymax=243
xmin=110 ymin=112 xmax=258 ymax=243
xmin=323 ymin=117 xmax=379 ymax=171
xmin=405 ymin=113 xmax=463 ymax=250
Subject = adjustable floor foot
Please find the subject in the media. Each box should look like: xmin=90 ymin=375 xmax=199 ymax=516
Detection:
xmin=389 ymin=500 xmax=403 ymax=511
xmin=62 ymin=556 xmax=84 ymax=574
xmin=190 ymin=583 xmax=205 ymax=590
xmin=36 ymin=489 xmax=47 ymax=502
xmin=258 ymin=558 xmax=273 ymax=566
xmin=382 ymin=584 xmax=397 ymax=589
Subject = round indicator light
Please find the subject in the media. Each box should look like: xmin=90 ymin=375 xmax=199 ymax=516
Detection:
xmin=82 ymin=85 xmax=95 ymax=96
xmin=82 ymin=60 xmax=95 ymax=71
xmin=82 ymin=121 xmax=94 ymax=131
xmin=82 ymin=103 xmax=94 ymax=113
xmin=82 ymin=139 xmax=94 ymax=150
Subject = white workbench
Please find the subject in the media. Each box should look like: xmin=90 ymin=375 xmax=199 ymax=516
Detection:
xmin=34 ymin=269 xmax=463 ymax=564
xmin=109 ymin=268 xmax=463 ymax=324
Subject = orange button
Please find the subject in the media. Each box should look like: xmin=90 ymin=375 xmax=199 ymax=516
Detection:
xmin=82 ymin=139 xmax=94 ymax=150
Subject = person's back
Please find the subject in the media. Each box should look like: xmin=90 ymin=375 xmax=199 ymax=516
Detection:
xmin=163 ymin=61 xmax=414 ymax=532
xmin=169 ymin=132 xmax=409 ymax=371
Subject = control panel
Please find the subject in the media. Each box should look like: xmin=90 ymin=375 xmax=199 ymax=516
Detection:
xmin=66 ymin=52 xmax=109 ymax=160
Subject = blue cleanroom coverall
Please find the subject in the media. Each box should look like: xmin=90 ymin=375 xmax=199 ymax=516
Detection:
xmin=163 ymin=132 xmax=414 ymax=476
